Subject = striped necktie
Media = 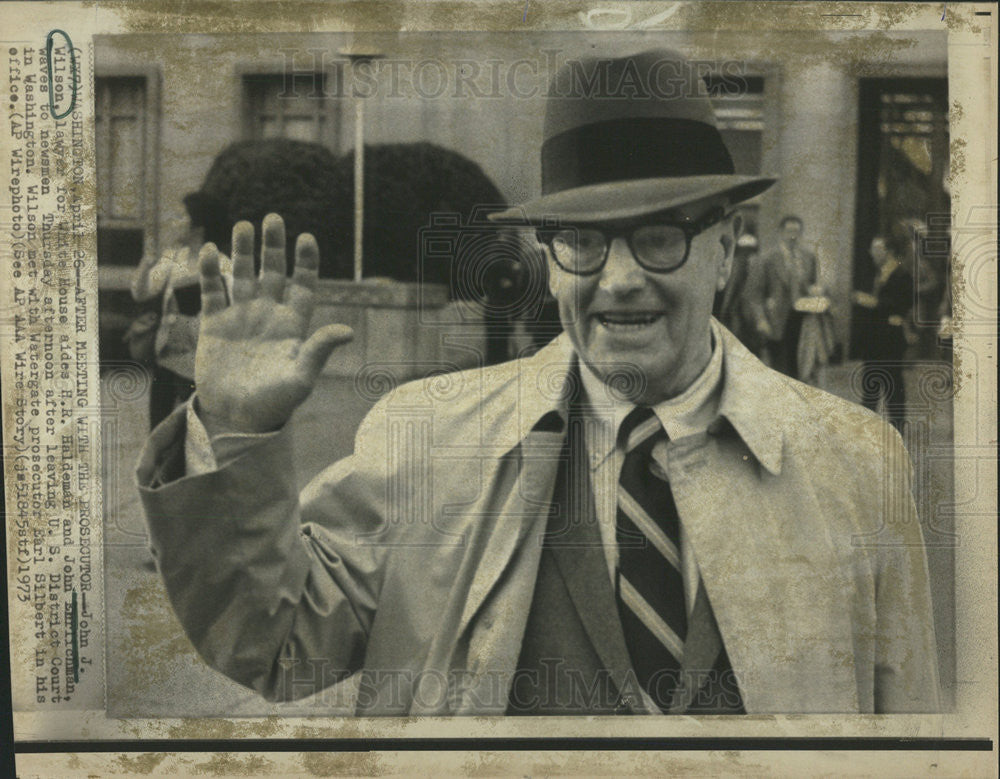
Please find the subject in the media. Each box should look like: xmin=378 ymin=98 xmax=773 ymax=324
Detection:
xmin=615 ymin=406 xmax=687 ymax=711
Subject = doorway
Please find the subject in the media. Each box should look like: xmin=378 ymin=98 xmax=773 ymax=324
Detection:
xmin=851 ymin=77 xmax=950 ymax=360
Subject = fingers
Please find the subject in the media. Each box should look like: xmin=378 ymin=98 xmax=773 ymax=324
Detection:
xmin=231 ymin=221 xmax=257 ymax=302
xmin=297 ymin=324 xmax=354 ymax=383
xmin=199 ymin=243 xmax=228 ymax=315
xmin=260 ymin=213 xmax=288 ymax=301
xmin=232 ymin=215 xmax=320 ymax=315
xmin=285 ymin=233 xmax=320 ymax=323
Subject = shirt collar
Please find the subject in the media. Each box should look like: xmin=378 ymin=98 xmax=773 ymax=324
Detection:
xmin=509 ymin=321 xmax=785 ymax=476
xmin=710 ymin=325 xmax=785 ymax=475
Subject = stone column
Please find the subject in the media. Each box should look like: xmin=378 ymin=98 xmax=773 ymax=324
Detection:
xmin=773 ymin=60 xmax=859 ymax=349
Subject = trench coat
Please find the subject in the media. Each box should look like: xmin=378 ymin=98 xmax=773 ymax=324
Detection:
xmin=137 ymin=323 xmax=940 ymax=715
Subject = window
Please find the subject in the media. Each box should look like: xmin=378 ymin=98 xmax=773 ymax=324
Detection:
xmin=243 ymin=72 xmax=341 ymax=147
xmin=705 ymin=74 xmax=766 ymax=177
xmin=853 ymin=78 xmax=950 ymax=355
xmin=854 ymin=80 xmax=950 ymax=300
xmin=94 ymin=72 xmax=160 ymax=367
xmin=95 ymin=76 xmax=154 ymax=266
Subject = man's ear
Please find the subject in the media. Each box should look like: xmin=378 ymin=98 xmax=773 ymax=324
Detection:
xmin=542 ymin=244 xmax=565 ymax=299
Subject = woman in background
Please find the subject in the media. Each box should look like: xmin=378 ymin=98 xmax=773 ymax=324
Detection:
xmin=131 ymin=192 xmax=232 ymax=429
xmin=852 ymin=235 xmax=915 ymax=431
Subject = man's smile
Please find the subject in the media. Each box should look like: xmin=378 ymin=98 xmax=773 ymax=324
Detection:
xmin=594 ymin=311 xmax=665 ymax=332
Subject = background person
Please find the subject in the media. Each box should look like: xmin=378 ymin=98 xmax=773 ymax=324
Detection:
xmin=131 ymin=192 xmax=232 ymax=429
xmin=746 ymin=215 xmax=822 ymax=377
xmin=852 ymin=235 xmax=915 ymax=431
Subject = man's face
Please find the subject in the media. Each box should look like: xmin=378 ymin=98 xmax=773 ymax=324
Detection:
xmin=780 ymin=220 xmax=803 ymax=249
xmin=869 ymin=238 xmax=889 ymax=267
xmin=546 ymin=203 xmax=733 ymax=405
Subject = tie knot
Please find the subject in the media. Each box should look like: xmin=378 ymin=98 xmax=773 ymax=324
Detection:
xmin=620 ymin=406 xmax=664 ymax=454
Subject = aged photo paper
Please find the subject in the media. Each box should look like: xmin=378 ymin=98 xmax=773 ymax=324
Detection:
xmin=2 ymin=1 xmax=996 ymax=776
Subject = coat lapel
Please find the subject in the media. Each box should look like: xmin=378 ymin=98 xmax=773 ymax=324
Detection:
xmin=546 ymin=416 xmax=637 ymax=698
xmin=453 ymin=337 xmax=579 ymax=639
xmin=668 ymin=580 xmax=723 ymax=713
xmin=456 ymin=429 xmax=563 ymax=637
xmin=665 ymin=430 xmax=861 ymax=713
xmin=453 ymin=406 xmax=640 ymax=712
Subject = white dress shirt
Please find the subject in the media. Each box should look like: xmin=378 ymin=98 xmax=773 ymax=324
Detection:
xmin=577 ymin=319 xmax=725 ymax=617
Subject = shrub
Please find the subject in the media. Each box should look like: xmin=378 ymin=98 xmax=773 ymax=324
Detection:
xmin=333 ymin=142 xmax=507 ymax=292
xmin=192 ymin=139 xmax=510 ymax=290
xmin=196 ymin=138 xmax=350 ymax=277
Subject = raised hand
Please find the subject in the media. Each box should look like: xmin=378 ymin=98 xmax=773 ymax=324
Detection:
xmin=194 ymin=214 xmax=353 ymax=436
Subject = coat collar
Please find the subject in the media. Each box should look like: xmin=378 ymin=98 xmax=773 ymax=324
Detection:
xmin=507 ymin=321 xmax=786 ymax=476
xmin=710 ymin=325 xmax=786 ymax=476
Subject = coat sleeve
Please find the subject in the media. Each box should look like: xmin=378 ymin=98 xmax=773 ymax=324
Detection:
xmin=871 ymin=421 xmax=941 ymax=712
xmin=136 ymin=400 xmax=391 ymax=701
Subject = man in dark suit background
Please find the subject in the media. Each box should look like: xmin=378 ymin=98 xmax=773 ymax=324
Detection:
xmin=746 ymin=214 xmax=821 ymax=377
xmin=137 ymin=49 xmax=939 ymax=715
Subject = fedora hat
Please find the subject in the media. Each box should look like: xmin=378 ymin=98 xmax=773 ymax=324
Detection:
xmin=490 ymin=48 xmax=775 ymax=225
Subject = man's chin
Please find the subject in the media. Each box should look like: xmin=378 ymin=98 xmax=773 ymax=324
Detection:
xmin=583 ymin=350 xmax=670 ymax=404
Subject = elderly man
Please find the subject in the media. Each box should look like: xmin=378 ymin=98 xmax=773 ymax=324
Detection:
xmin=138 ymin=49 xmax=939 ymax=715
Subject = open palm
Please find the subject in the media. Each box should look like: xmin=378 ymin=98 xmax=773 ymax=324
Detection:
xmin=194 ymin=214 xmax=353 ymax=436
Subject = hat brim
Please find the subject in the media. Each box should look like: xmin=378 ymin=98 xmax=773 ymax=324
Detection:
xmin=488 ymin=175 xmax=776 ymax=225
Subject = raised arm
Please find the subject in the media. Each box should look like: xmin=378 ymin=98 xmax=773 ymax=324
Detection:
xmin=137 ymin=214 xmax=384 ymax=702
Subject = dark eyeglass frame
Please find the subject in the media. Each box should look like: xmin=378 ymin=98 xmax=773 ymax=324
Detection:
xmin=535 ymin=205 xmax=729 ymax=276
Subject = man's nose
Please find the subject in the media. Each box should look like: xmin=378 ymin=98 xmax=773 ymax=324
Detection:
xmin=598 ymin=237 xmax=646 ymax=294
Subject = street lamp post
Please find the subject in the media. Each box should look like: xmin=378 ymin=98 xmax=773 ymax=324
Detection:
xmin=353 ymin=94 xmax=365 ymax=283
xmin=341 ymin=50 xmax=383 ymax=283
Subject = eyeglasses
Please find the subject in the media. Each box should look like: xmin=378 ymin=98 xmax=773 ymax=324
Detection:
xmin=535 ymin=206 xmax=728 ymax=276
